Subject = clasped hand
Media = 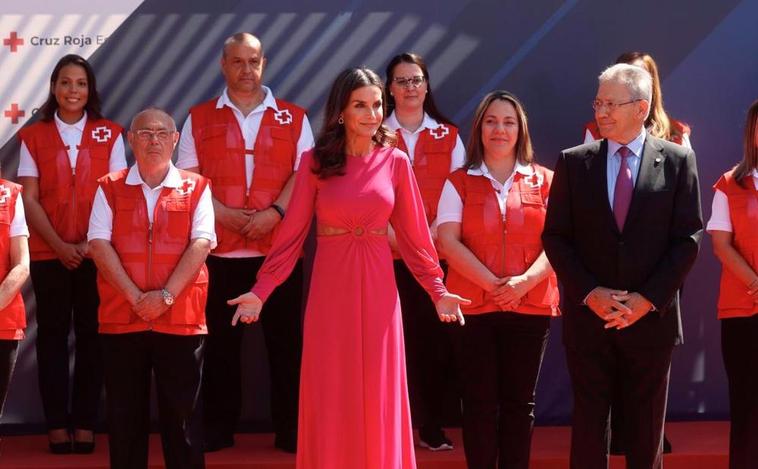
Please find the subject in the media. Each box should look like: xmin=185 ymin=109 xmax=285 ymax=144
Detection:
xmin=490 ymin=275 xmax=531 ymax=312
xmin=218 ymin=206 xmax=280 ymax=240
xmin=586 ymin=287 xmax=653 ymax=330
xmin=131 ymin=290 xmax=169 ymax=322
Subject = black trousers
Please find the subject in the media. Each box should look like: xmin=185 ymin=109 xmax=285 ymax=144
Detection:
xmin=101 ymin=332 xmax=205 ymax=469
xmin=202 ymin=255 xmax=303 ymax=443
xmin=0 ymin=339 xmax=19 ymax=418
xmin=722 ymin=315 xmax=758 ymax=469
xmin=31 ymin=258 xmax=102 ymax=431
xmin=566 ymin=339 xmax=673 ymax=469
xmin=454 ymin=311 xmax=550 ymax=469
xmin=394 ymin=260 xmax=458 ymax=432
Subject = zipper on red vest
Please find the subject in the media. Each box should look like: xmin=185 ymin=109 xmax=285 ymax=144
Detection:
xmin=500 ymin=209 xmax=507 ymax=278
xmin=71 ymin=165 xmax=77 ymax=239
xmin=146 ymin=222 xmax=154 ymax=329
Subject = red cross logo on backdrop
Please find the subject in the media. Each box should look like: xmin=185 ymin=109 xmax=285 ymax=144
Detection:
xmin=91 ymin=126 xmax=112 ymax=143
xmin=524 ymin=172 xmax=544 ymax=188
xmin=429 ymin=124 xmax=449 ymax=140
xmin=4 ymin=103 xmax=25 ymax=124
xmin=274 ymin=109 xmax=292 ymax=125
xmin=177 ymin=178 xmax=196 ymax=196
xmin=0 ymin=185 xmax=10 ymax=205
xmin=3 ymin=32 xmax=23 ymax=53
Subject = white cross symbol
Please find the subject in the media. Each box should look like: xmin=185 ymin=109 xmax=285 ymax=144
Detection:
xmin=524 ymin=172 xmax=544 ymax=188
xmin=91 ymin=126 xmax=112 ymax=143
xmin=429 ymin=124 xmax=449 ymax=140
xmin=0 ymin=185 xmax=9 ymax=204
xmin=274 ymin=109 xmax=292 ymax=125
xmin=177 ymin=179 xmax=196 ymax=196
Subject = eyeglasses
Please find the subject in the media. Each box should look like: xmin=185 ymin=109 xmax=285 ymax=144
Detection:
xmin=592 ymin=99 xmax=641 ymax=112
xmin=134 ymin=129 xmax=175 ymax=142
xmin=393 ymin=76 xmax=425 ymax=88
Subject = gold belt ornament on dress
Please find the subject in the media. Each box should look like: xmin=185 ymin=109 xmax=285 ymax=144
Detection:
xmin=316 ymin=224 xmax=388 ymax=237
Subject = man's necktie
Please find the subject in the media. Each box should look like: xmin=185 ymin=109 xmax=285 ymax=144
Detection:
xmin=613 ymin=146 xmax=633 ymax=231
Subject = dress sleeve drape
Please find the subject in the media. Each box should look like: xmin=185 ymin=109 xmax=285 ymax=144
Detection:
xmin=252 ymin=151 xmax=317 ymax=302
xmin=389 ymin=150 xmax=447 ymax=303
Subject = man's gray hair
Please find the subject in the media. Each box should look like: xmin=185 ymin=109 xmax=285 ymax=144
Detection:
xmin=598 ymin=63 xmax=653 ymax=103
xmin=130 ymin=107 xmax=176 ymax=131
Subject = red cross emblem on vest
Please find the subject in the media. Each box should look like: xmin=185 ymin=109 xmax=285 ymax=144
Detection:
xmin=429 ymin=124 xmax=449 ymax=140
xmin=523 ymin=172 xmax=543 ymax=189
xmin=0 ymin=185 xmax=10 ymax=205
xmin=177 ymin=178 xmax=196 ymax=196
xmin=274 ymin=109 xmax=292 ymax=125
xmin=91 ymin=126 xmax=112 ymax=143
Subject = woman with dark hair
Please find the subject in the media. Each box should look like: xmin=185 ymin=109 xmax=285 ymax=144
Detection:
xmin=17 ymin=54 xmax=126 ymax=453
xmin=384 ymin=52 xmax=465 ymax=451
xmin=0 ymin=166 xmax=30 ymax=441
xmin=707 ymin=99 xmax=758 ymax=469
xmin=437 ymin=91 xmax=558 ymax=469
xmin=583 ymin=51 xmax=692 ymax=148
xmin=228 ymin=67 xmax=468 ymax=468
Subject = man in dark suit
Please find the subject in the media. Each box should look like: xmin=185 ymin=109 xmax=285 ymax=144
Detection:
xmin=542 ymin=63 xmax=703 ymax=469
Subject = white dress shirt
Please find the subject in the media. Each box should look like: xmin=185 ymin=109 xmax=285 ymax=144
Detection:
xmin=18 ymin=112 xmax=127 ymax=177
xmin=384 ymin=111 xmax=466 ymax=169
xmin=606 ymin=128 xmax=646 ymax=207
xmin=436 ymin=160 xmax=537 ymax=225
xmin=87 ymin=163 xmax=216 ymax=248
xmin=176 ymin=86 xmax=314 ymax=258
xmin=707 ymin=169 xmax=758 ymax=232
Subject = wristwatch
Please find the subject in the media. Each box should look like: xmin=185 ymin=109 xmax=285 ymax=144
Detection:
xmin=161 ymin=288 xmax=175 ymax=306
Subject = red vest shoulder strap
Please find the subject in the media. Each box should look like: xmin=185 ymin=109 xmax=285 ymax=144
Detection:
xmin=447 ymin=168 xmax=469 ymax=197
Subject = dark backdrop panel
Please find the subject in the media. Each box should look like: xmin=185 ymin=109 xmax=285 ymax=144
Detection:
xmin=1 ymin=0 xmax=756 ymax=429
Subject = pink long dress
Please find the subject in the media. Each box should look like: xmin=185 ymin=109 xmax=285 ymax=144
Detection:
xmin=252 ymin=146 xmax=447 ymax=469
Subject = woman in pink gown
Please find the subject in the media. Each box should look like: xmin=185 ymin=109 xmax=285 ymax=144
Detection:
xmin=229 ymin=68 xmax=468 ymax=469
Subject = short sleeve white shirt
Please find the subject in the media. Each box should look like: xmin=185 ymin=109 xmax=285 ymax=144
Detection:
xmin=17 ymin=112 xmax=127 ymax=177
xmin=7 ymin=194 xmax=29 ymax=238
xmin=707 ymin=169 xmax=758 ymax=232
xmin=87 ymin=163 xmax=216 ymax=248
xmin=436 ymin=161 xmax=536 ymax=226
xmin=384 ymin=111 xmax=465 ymax=170
xmin=176 ymin=86 xmax=314 ymax=186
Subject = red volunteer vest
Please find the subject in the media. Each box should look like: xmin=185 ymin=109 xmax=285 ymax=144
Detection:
xmin=395 ymin=124 xmax=458 ymax=224
xmin=584 ymin=119 xmax=691 ymax=145
xmin=18 ymin=119 xmax=122 ymax=260
xmin=445 ymin=165 xmax=560 ymax=316
xmin=190 ymin=98 xmax=305 ymax=254
xmin=0 ymin=181 xmax=26 ymax=340
xmin=96 ymin=169 xmax=209 ymax=335
xmin=714 ymin=170 xmax=758 ymax=319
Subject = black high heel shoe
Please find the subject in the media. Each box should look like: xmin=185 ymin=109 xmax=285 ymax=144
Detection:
xmin=73 ymin=440 xmax=95 ymax=454
xmin=48 ymin=440 xmax=72 ymax=454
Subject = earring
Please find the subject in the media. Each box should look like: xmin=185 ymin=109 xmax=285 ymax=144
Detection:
xmin=338 ymin=116 xmax=344 ymax=124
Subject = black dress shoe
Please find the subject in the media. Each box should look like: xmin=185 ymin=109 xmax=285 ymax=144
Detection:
xmin=49 ymin=441 xmax=72 ymax=454
xmin=73 ymin=440 xmax=95 ymax=454
xmin=204 ymin=435 xmax=234 ymax=453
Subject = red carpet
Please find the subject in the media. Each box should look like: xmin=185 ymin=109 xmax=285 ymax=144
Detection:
xmin=0 ymin=421 xmax=729 ymax=468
